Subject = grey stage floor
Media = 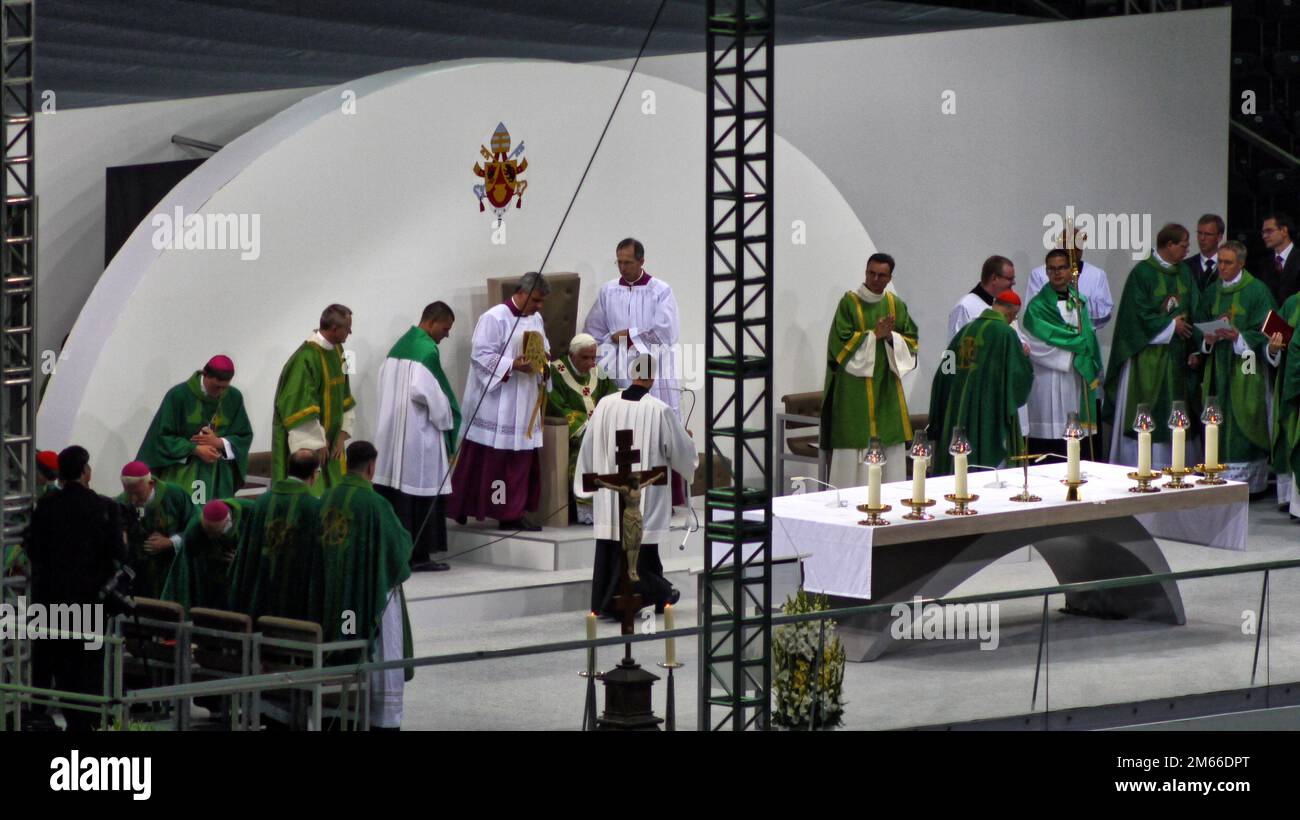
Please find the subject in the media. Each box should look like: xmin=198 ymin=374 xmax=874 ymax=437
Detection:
xmin=398 ymin=497 xmax=1300 ymax=730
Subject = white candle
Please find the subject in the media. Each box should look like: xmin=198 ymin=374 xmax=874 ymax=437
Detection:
xmin=911 ymin=456 xmax=927 ymax=504
xmin=867 ymin=463 xmax=882 ymax=509
xmin=1171 ymin=426 xmax=1186 ymax=472
xmin=1205 ymin=423 xmax=1219 ymax=469
xmin=664 ymin=604 xmax=676 ymax=666
xmin=586 ymin=611 xmax=596 ymax=641
xmin=1138 ymin=431 xmax=1152 ymax=477
xmin=954 ymin=454 xmax=968 ymax=498
xmin=1067 ymin=438 xmax=1080 ymax=483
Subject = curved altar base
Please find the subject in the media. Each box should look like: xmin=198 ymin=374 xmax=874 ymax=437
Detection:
xmin=827 ymin=515 xmax=1186 ymax=662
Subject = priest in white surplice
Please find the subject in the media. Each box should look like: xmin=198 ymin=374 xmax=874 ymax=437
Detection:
xmin=374 ymin=302 xmax=460 ymax=572
xmin=1021 ymin=249 xmax=1105 ymax=459
xmin=447 ymin=273 xmax=551 ymax=531
xmin=575 ymin=354 xmax=697 ymax=619
xmin=583 ymin=237 xmax=690 ymax=506
xmin=1025 ymin=231 xmax=1114 ymax=330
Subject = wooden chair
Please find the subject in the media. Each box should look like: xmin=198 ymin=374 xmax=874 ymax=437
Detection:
xmin=188 ymin=607 xmax=254 ymax=730
xmin=252 ymin=616 xmax=369 ymax=731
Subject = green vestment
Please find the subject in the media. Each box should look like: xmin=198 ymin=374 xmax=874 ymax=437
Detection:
xmin=928 ymin=309 xmax=1034 ymax=474
xmin=1197 ymin=271 xmax=1276 ymax=464
xmin=386 ymin=326 xmax=462 ymax=455
xmin=162 ymin=498 xmax=249 ymax=613
xmin=115 ymin=480 xmax=194 ymax=600
xmin=227 ymin=479 xmax=323 ymax=622
xmin=136 ymin=373 xmax=253 ymax=507
xmin=1271 ymin=294 xmax=1300 ymax=476
xmin=820 ymin=290 xmax=918 ymax=450
xmin=1021 ymin=283 xmax=1104 ymax=429
xmin=1280 ymin=299 xmax=1300 ymax=478
xmin=272 ymin=340 xmax=356 ymax=496
xmin=1104 ymin=255 xmax=1202 ymax=444
xmin=317 ymin=473 xmax=415 ymax=678
xmin=547 ymin=356 xmax=619 ymax=506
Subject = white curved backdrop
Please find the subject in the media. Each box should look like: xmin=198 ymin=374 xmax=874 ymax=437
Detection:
xmin=40 ymin=60 xmax=875 ymax=494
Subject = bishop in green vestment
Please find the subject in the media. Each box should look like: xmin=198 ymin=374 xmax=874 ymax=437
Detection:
xmin=228 ymin=449 xmax=324 ymax=622
xmin=547 ymin=333 xmax=619 ymax=523
xmin=317 ymin=442 xmax=415 ymax=728
xmin=928 ymin=293 xmax=1034 ymax=474
xmin=1104 ymin=224 xmax=1202 ymax=468
xmin=136 ymin=356 xmax=253 ymax=509
xmin=272 ymin=305 xmax=356 ymax=497
xmin=117 ymin=461 xmax=194 ymax=600
xmin=820 ymin=253 xmax=919 ymax=485
xmin=1280 ymin=309 xmax=1300 ymax=515
xmin=162 ymin=498 xmax=247 ymax=613
xmin=1269 ymin=291 xmax=1300 ymax=513
xmin=1196 ymin=243 xmax=1276 ymax=491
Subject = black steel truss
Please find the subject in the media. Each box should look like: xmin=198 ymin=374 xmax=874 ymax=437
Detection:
xmin=699 ymin=0 xmax=775 ymax=731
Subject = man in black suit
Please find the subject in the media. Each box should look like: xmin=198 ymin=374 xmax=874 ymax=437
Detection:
xmin=1185 ymin=214 xmax=1224 ymax=291
xmin=1262 ymin=212 xmax=1298 ymax=306
xmin=25 ymin=446 xmax=125 ymax=731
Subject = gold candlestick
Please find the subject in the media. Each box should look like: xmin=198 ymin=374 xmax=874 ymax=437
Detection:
xmin=1060 ymin=478 xmax=1087 ymax=502
xmin=943 ymin=493 xmax=978 ymax=516
xmin=1195 ymin=463 xmax=1227 ymax=485
xmin=1163 ymin=466 xmax=1194 ymax=489
xmin=1008 ymin=452 xmax=1045 ymax=503
xmin=1126 ymin=471 xmax=1161 ymax=493
xmin=856 ymin=502 xmax=892 ymax=527
xmin=899 ymin=497 xmax=936 ymax=521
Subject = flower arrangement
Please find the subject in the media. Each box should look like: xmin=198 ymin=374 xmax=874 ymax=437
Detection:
xmin=771 ymin=589 xmax=846 ymax=730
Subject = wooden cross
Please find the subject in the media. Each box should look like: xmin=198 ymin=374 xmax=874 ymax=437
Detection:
xmin=581 ymin=429 xmax=668 ymax=657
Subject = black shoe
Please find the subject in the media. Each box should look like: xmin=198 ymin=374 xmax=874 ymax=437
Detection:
xmin=499 ymin=518 xmax=542 ymax=532
xmin=410 ymin=560 xmax=450 ymax=572
xmin=655 ymin=588 xmax=682 ymax=614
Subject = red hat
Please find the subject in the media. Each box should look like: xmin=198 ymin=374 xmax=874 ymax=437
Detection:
xmin=996 ymin=289 xmax=1021 ymax=306
xmin=205 ymin=355 xmax=235 ymax=377
xmin=36 ymin=450 xmax=59 ymax=473
xmin=120 ymin=460 xmax=152 ymax=481
xmin=202 ymin=500 xmax=231 ymax=523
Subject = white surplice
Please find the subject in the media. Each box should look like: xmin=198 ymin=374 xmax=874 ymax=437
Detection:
xmin=1025 ymin=261 xmax=1114 ymax=329
xmin=286 ymin=331 xmax=356 ymax=452
xmin=582 ymin=272 xmax=682 ymax=420
xmin=373 ymin=349 xmax=455 ymax=496
xmin=461 ymin=302 xmax=549 ymax=451
xmin=368 ymin=589 xmax=404 ymax=729
xmin=1023 ymin=297 xmax=1090 ymax=439
xmin=574 ymin=392 xmax=698 ymax=545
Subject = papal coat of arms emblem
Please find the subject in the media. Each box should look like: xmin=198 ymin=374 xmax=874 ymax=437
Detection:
xmin=473 ymin=122 xmax=528 ymax=216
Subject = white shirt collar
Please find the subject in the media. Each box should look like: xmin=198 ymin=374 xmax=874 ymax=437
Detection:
xmin=1202 ymin=251 xmax=1218 ymax=266
xmin=311 ymin=330 xmax=334 ymax=350
xmin=1278 ymin=243 xmax=1293 ymax=265
xmin=856 ymin=284 xmax=886 ymax=304
xmin=1222 ymin=271 xmax=1243 ymax=288
xmin=1152 ymin=252 xmax=1174 ymax=269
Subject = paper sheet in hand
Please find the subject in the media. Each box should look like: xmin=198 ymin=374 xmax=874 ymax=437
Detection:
xmin=1194 ymin=318 xmax=1231 ymax=336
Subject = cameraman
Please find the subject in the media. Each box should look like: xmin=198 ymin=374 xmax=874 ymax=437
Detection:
xmin=26 ymin=446 xmax=125 ymax=731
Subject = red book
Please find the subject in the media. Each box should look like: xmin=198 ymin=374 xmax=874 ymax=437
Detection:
xmin=1262 ymin=310 xmax=1295 ymax=346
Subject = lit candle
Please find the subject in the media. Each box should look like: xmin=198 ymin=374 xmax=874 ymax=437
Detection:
xmin=868 ymin=463 xmax=882 ymax=509
xmin=586 ymin=611 xmax=596 ymax=641
xmin=1138 ymin=430 xmax=1152 ymax=477
xmin=954 ymin=453 xmax=968 ymax=498
xmin=911 ymin=456 xmax=927 ymax=504
xmin=1205 ymin=422 xmax=1219 ymax=469
xmin=664 ymin=603 xmax=676 ymax=666
xmin=1171 ymin=426 xmax=1185 ymax=472
xmin=1067 ymin=437 xmax=1080 ymax=483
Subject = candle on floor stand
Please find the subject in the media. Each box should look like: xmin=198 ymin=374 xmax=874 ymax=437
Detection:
xmin=664 ymin=604 xmax=676 ymax=666
xmin=868 ymin=463 xmax=882 ymax=509
xmin=911 ymin=456 xmax=927 ymax=504
xmin=954 ymin=453 xmax=968 ymax=498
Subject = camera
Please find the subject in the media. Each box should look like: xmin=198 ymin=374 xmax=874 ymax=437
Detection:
xmin=98 ymin=564 xmax=136 ymax=616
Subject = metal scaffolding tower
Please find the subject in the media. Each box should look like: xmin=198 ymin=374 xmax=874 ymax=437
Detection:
xmin=699 ymin=0 xmax=775 ymax=731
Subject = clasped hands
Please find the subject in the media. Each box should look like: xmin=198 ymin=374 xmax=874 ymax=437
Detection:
xmin=191 ymin=426 xmax=223 ymax=463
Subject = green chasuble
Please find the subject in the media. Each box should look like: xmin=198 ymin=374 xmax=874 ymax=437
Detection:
xmin=819 ymin=289 xmax=919 ymax=450
xmin=928 ymin=309 xmax=1034 ymax=474
xmin=227 ymin=479 xmax=323 ymax=622
xmin=547 ymin=356 xmax=619 ymax=503
xmin=1022 ymin=283 xmax=1104 ymax=429
xmin=115 ymin=480 xmax=194 ymax=600
xmin=1197 ymin=271 xmax=1276 ymax=464
xmin=387 ymin=326 xmax=462 ymax=454
xmin=317 ymin=473 xmax=415 ymax=679
xmin=161 ymin=498 xmax=249 ymax=613
xmin=272 ymin=340 xmax=356 ymax=496
xmin=1104 ymin=255 xmax=1201 ymax=444
xmin=136 ymin=373 xmax=254 ymax=508
xmin=1271 ymin=294 xmax=1300 ymax=476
